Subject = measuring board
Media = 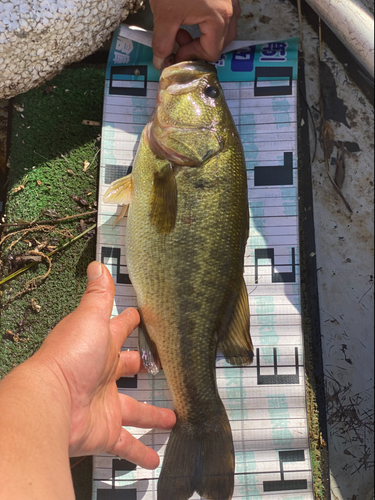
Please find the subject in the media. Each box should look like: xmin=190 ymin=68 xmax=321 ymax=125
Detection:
xmin=94 ymin=25 xmax=314 ymax=500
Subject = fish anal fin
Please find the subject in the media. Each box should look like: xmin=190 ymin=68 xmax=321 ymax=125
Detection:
xmin=150 ymin=163 xmax=177 ymax=234
xmin=138 ymin=317 xmax=161 ymax=376
xmin=218 ymin=277 xmax=254 ymax=366
xmin=103 ymin=173 xmax=133 ymax=206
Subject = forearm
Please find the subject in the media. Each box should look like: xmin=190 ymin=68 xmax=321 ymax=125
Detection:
xmin=0 ymin=357 xmax=74 ymax=500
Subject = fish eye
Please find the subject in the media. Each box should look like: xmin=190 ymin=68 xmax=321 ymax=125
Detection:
xmin=204 ymin=86 xmax=220 ymax=99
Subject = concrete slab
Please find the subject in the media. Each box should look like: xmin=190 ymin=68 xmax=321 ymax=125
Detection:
xmin=234 ymin=0 xmax=374 ymax=498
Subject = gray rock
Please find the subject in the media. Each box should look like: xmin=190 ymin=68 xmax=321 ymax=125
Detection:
xmin=0 ymin=0 xmax=144 ymax=99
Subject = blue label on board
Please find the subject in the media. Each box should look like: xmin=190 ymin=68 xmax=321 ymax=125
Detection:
xmin=231 ymin=46 xmax=256 ymax=72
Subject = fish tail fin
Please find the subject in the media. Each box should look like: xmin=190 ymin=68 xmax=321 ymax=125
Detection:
xmin=158 ymin=403 xmax=234 ymax=500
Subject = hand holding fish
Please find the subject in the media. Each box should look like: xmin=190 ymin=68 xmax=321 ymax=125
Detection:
xmin=0 ymin=261 xmax=176 ymax=499
xmin=47 ymin=261 xmax=176 ymax=463
xmin=149 ymin=0 xmax=241 ymax=69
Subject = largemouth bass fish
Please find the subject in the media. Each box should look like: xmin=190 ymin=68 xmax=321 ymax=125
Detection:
xmin=104 ymin=61 xmax=254 ymax=500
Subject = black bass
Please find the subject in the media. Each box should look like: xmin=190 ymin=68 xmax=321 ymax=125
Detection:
xmin=104 ymin=61 xmax=253 ymax=500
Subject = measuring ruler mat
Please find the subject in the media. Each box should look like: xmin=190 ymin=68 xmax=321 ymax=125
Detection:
xmin=94 ymin=25 xmax=314 ymax=500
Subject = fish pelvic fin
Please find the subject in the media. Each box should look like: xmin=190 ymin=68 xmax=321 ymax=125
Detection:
xmin=150 ymin=163 xmax=177 ymax=234
xmin=158 ymin=404 xmax=234 ymax=500
xmin=138 ymin=316 xmax=161 ymax=376
xmin=103 ymin=173 xmax=133 ymax=226
xmin=218 ymin=276 xmax=254 ymax=366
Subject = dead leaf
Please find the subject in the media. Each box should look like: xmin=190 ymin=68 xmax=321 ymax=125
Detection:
xmin=35 ymin=241 xmax=47 ymax=252
xmin=82 ymin=120 xmax=101 ymax=126
xmin=259 ymin=15 xmax=271 ymax=23
xmin=72 ymin=195 xmax=89 ymax=207
xmin=44 ymin=209 xmax=60 ymax=218
xmin=334 ymin=144 xmax=345 ymax=189
xmin=67 ymin=169 xmax=75 ymax=176
xmin=36 ymin=180 xmax=42 ymax=186
xmin=14 ymin=104 xmax=24 ymax=112
xmin=319 ymin=60 xmax=351 ymax=128
xmin=322 ymin=120 xmax=335 ymax=159
xmin=43 ymin=85 xmax=56 ymax=94
xmin=319 ymin=432 xmax=327 ymax=448
xmin=4 ymin=330 xmax=20 ymax=342
xmin=30 ymin=298 xmax=42 ymax=313
xmin=83 ymin=160 xmax=90 ymax=172
xmin=13 ymin=184 xmax=25 ymax=193
xmin=342 ymin=141 xmax=360 ymax=153
xmin=10 ymin=254 xmax=42 ymax=271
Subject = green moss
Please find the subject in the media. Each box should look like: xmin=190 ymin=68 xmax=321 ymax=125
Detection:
xmin=0 ymin=67 xmax=105 ymax=377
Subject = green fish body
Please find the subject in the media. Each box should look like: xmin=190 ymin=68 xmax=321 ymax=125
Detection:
xmin=104 ymin=61 xmax=253 ymax=500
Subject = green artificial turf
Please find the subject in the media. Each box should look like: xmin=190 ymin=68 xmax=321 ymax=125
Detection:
xmin=0 ymin=66 xmax=105 ymax=377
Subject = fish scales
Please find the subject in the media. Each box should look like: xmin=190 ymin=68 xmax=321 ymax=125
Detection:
xmin=129 ymin=137 xmax=245 ymax=415
xmin=104 ymin=61 xmax=254 ymax=500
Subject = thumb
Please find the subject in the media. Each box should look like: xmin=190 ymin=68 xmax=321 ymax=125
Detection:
xmin=78 ymin=261 xmax=115 ymax=320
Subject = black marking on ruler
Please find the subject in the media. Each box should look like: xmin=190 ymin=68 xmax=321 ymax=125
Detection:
xmin=263 ymin=450 xmax=308 ymax=492
xmin=116 ymin=375 xmax=138 ymax=389
xmin=109 ymin=65 xmax=148 ymax=96
xmin=254 ymin=67 xmax=293 ymax=96
xmin=105 ymin=164 xmax=133 ymax=185
xmin=255 ymin=247 xmax=296 ymax=283
xmin=257 ymin=347 xmax=300 ymax=385
xmin=254 ymin=152 xmax=293 ymax=186
xmin=97 ymin=490 xmax=136 ymax=500
xmin=101 ymin=247 xmax=131 ymax=285
xmin=113 ymin=458 xmax=137 ymax=474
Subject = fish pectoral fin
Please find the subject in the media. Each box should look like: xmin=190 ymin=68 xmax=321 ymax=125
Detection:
xmin=218 ymin=276 xmax=254 ymax=366
xmin=103 ymin=173 xmax=133 ymax=226
xmin=103 ymin=173 xmax=133 ymax=206
xmin=138 ymin=318 xmax=161 ymax=376
xmin=150 ymin=163 xmax=177 ymax=234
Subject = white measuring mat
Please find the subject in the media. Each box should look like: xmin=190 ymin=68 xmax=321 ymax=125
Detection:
xmin=94 ymin=25 xmax=314 ymax=500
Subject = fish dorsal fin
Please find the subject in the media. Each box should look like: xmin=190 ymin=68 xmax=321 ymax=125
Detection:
xmin=218 ymin=277 xmax=254 ymax=366
xmin=103 ymin=173 xmax=133 ymax=205
xmin=150 ymin=163 xmax=177 ymax=234
xmin=138 ymin=317 xmax=161 ymax=376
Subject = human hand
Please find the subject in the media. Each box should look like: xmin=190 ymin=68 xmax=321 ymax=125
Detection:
xmin=149 ymin=0 xmax=241 ymax=69
xmin=33 ymin=261 xmax=176 ymax=469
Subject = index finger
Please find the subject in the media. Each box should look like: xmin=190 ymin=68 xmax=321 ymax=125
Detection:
xmin=176 ymin=16 xmax=228 ymax=63
xmin=110 ymin=307 xmax=140 ymax=351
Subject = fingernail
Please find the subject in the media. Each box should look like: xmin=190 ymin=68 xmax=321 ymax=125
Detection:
xmin=87 ymin=261 xmax=103 ymax=282
xmin=153 ymin=55 xmax=164 ymax=70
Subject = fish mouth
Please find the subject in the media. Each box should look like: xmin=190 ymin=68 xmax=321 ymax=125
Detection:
xmin=155 ymin=60 xmax=219 ymax=130
xmin=158 ymin=61 xmax=217 ymax=98
xmin=147 ymin=61 xmax=222 ymax=166
xmin=160 ymin=61 xmax=217 ymax=88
